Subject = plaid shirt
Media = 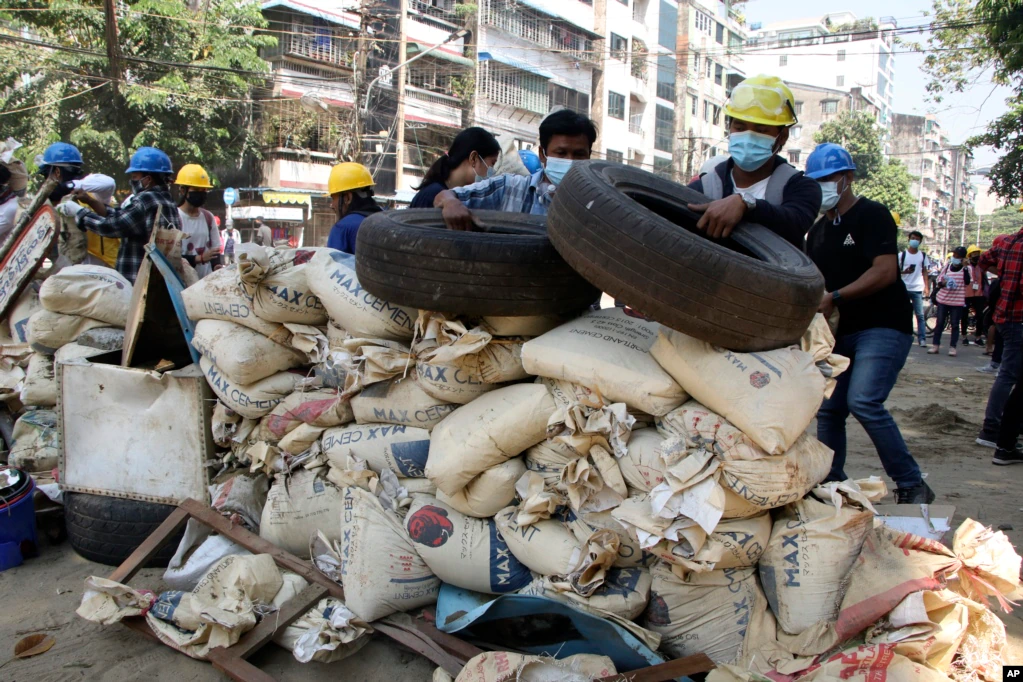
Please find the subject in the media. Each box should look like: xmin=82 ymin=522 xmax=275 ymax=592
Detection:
xmin=980 ymin=230 xmax=1023 ymax=324
xmin=77 ymin=185 xmax=181 ymax=283
xmin=450 ymin=170 xmax=554 ymax=216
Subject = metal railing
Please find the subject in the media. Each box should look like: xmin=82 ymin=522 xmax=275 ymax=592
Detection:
xmin=263 ymin=31 xmax=355 ymax=69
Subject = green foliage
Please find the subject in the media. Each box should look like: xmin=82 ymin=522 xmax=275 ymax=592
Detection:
xmin=454 ymin=3 xmax=478 ymax=18
xmin=950 ymin=203 xmax=1023 ymax=247
xmin=858 ymin=160 xmax=919 ymax=220
xmin=0 ymin=0 xmax=275 ymax=184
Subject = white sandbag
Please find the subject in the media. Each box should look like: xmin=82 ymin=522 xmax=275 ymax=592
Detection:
xmin=480 ymin=314 xmax=567 ymax=337
xmin=405 ymin=496 xmax=532 ymax=594
xmin=759 ymin=479 xmax=884 ymax=635
xmin=192 ymin=319 xmax=305 ymax=385
xmin=617 ymin=428 xmax=668 ymax=494
xmin=201 ymin=358 xmax=304 ymax=419
xmin=272 ymin=596 xmax=371 ymax=663
xmin=524 ymin=439 xmax=578 ymax=488
xmin=182 ymin=266 xmax=282 ymax=337
xmin=645 ymin=563 xmax=774 ymax=665
xmin=415 ymin=362 xmax=501 ymax=405
xmin=163 ymin=519 xmax=252 ymax=591
xmin=55 ymin=342 xmax=110 ymax=363
xmin=337 ymin=486 xmax=440 ymax=621
xmin=279 ymin=423 xmax=325 ymax=454
xmin=38 ymin=264 xmax=133 ymax=326
xmin=436 ymin=457 xmax=526 ymax=518
xmin=454 ymin=652 xmax=616 ymax=682
xmin=27 ymin=309 xmax=110 ymax=353
xmin=259 ymin=469 xmax=344 ymax=558
xmin=261 ymin=389 xmax=354 ymax=441
xmin=243 ymin=248 xmax=328 ymax=325
xmin=650 ymin=324 xmax=839 ymax=455
xmin=426 ymin=384 xmax=556 ymax=497
xmin=568 ymin=509 xmax=646 ymax=569
xmin=210 ymin=471 xmax=270 ymax=530
xmin=520 ymin=566 xmax=652 ymax=620
xmin=322 ymin=423 xmax=430 ymax=479
xmin=521 ymin=308 xmax=687 ymax=416
xmin=307 ymin=250 xmax=416 ymax=341
xmin=9 ymin=409 xmax=59 ymax=472
xmin=9 ymin=281 xmax=41 ymax=343
xmin=647 ymin=513 xmax=772 ymax=575
xmin=20 ymin=352 xmax=55 ymax=407
xmin=351 ymin=375 xmax=456 ymax=431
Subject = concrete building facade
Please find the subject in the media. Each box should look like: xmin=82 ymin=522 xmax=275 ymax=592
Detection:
xmin=779 ymin=82 xmax=878 ymax=172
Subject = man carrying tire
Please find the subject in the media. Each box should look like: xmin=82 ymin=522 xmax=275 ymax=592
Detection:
xmin=433 ymin=109 xmax=597 ymax=230
xmin=326 ymin=162 xmax=381 ymax=254
xmin=687 ymin=75 xmax=822 ymax=249
xmin=803 ymin=143 xmax=934 ymax=505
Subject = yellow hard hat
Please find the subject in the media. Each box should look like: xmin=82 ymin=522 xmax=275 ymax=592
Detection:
xmin=967 ymin=244 xmax=982 ymax=256
xmin=174 ymin=163 xmax=214 ymax=189
xmin=725 ymin=75 xmax=798 ymax=127
xmin=892 ymin=212 xmax=901 ymax=226
xmin=329 ymin=162 xmax=374 ymax=195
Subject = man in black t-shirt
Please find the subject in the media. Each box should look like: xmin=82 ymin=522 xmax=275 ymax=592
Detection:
xmin=804 ymin=143 xmax=934 ymax=505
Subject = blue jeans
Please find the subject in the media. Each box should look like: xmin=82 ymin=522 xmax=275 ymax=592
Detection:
xmin=817 ymin=328 xmax=921 ymax=489
xmin=981 ymin=322 xmax=1023 ymax=438
xmin=907 ymin=291 xmax=926 ymax=343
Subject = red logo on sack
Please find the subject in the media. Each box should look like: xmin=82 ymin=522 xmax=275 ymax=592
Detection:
xmin=749 ymin=371 xmax=770 ymax=389
xmin=406 ymin=505 xmax=453 ymax=548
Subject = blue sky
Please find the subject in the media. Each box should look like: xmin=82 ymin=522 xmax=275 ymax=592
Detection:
xmin=744 ymin=0 xmax=1011 ymax=167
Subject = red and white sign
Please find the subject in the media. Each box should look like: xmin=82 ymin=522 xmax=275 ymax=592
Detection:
xmin=0 ymin=205 xmax=59 ymax=319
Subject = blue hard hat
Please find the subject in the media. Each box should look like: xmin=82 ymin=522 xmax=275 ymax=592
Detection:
xmin=519 ymin=149 xmax=542 ymax=174
xmin=41 ymin=142 xmax=83 ymax=167
xmin=125 ymin=146 xmax=173 ymax=174
xmin=804 ymin=143 xmax=856 ymax=179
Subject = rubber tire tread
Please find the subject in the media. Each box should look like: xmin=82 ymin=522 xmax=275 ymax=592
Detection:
xmin=547 ymin=161 xmax=825 ymax=351
xmin=65 ymin=492 xmax=182 ymax=567
xmin=355 ymin=209 xmax=599 ymax=316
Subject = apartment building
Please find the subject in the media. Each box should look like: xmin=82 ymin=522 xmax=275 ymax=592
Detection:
xmin=779 ymin=83 xmax=878 ymax=172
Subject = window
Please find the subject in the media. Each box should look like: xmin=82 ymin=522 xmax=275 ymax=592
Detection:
xmin=837 ymin=49 xmax=846 ymax=62
xmin=479 ymin=61 xmax=549 ymax=114
xmin=703 ymin=100 xmax=711 ymax=122
xmin=655 ymin=105 xmax=674 ymax=152
xmin=549 ymin=84 xmax=590 ymax=116
xmin=610 ymin=33 xmax=628 ymax=60
xmin=779 ymin=55 xmax=787 ymax=66
xmin=788 ymin=150 xmax=801 ymax=164
xmin=878 ymin=73 xmax=888 ymax=97
xmin=879 ymin=50 xmax=890 ymax=71
xmin=836 ymin=75 xmax=844 ymax=87
xmin=794 ymin=101 xmax=803 ymax=116
xmin=715 ymin=23 xmax=724 ymax=44
xmin=712 ymin=104 xmax=721 ymax=126
xmin=608 ymin=91 xmax=626 ymax=119
xmin=705 ymin=58 xmax=713 ymax=79
xmin=690 ymin=94 xmax=698 ymax=115
xmin=715 ymin=64 xmax=723 ymax=86
xmin=658 ymin=1 xmax=677 ymax=49
xmin=694 ymin=10 xmax=713 ymax=35
xmin=654 ymin=156 xmax=673 ymax=179
xmin=606 ymin=149 xmax=624 ymax=164
xmin=791 ymin=125 xmax=802 ymax=140
xmin=821 ymin=99 xmax=838 ymax=114
xmin=691 ymin=51 xmax=700 ymax=73
xmin=656 ymin=55 xmax=676 ymax=101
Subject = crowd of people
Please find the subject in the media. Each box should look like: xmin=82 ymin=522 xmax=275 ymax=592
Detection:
xmin=1 ymin=71 xmax=1020 ymax=505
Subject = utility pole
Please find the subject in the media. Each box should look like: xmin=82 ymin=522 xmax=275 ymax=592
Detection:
xmin=672 ymin=0 xmax=691 ymax=182
xmin=394 ymin=0 xmax=409 ymax=192
xmin=590 ymin=0 xmax=607 ymax=156
xmin=103 ymin=0 xmax=122 ymax=93
xmin=354 ymin=11 xmax=371 ymax=164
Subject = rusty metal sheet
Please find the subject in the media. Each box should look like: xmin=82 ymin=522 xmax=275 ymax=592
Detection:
xmin=0 ymin=205 xmax=58 ymax=320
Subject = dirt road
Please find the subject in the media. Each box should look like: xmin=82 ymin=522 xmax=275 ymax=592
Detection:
xmin=0 ymin=341 xmax=1019 ymax=679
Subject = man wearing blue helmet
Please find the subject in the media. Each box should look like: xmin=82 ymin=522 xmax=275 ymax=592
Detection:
xmin=69 ymin=146 xmax=181 ymax=282
xmin=803 ymin=142 xmax=932 ymax=505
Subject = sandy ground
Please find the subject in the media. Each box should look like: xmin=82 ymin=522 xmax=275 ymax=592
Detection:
xmin=0 ymin=341 xmax=1020 ymax=680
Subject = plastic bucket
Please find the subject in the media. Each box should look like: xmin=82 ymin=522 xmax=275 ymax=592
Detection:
xmin=0 ymin=476 xmax=37 ymax=571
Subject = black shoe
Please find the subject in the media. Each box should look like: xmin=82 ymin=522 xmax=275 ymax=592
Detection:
xmin=894 ymin=481 xmax=936 ymax=504
xmin=992 ymin=446 xmax=1023 ymax=466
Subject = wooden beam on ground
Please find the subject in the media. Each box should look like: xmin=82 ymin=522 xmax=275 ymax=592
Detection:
xmin=107 ymin=506 xmax=190 ymax=583
xmin=597 ymin=653 xmax=717 ymax=682
xmin=228 ymin=583 xmax=329 ymax=660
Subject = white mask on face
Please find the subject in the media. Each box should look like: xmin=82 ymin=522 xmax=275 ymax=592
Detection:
xmin=819 ymin=176 xmax=846 ymax=212
xmin=473 ymin=154 xmax=495 ymax=183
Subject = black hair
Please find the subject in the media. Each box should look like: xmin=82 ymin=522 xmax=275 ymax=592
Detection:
xmin=539 ymin=109 xmax=598 ymax=151
xmin=416 ymin=127 xmax=500 ymax=190
xmin=0 ymin=165 xmax=10 ymax=187
xmin=343 ymin=188 xmax=382 ymax=215
xmin=953 ymin=246 xmax=967 ymax=257
xmin=908 ymin=230 xmax=923 ymax=240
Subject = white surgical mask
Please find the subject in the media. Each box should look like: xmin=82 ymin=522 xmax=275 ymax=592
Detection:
xmin=819 ymin=181 xmax=841 ymax=212
xmin=473 ymin=154 xmax=495 ymax=183
xmin=543 ymin=157 xmax=574 ymax=186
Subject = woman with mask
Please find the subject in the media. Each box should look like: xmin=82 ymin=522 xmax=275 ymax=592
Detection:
xmin=175 ymin=164 xmax=221 ymax=278
xmin=803 ymin=143 xmax=933 ymax=505
xmin=325 ymin=162 xmax=381 ymax=254
xmin=410 ymin=127 xmax=500 ymax=209
xmin=930 ymin=245 xmax=971 ymax=356
xmin=687 ymin=75 xmax=822 ymax=248
xmin=962 ymin=244 xmax=988 ymax=346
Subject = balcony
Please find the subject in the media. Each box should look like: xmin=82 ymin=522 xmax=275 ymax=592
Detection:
xmin=262 ymin=29 xmax=355 ymax=70
xmin=628 ymin=123 xmax=645 ymax=139
xmin=481 ymin=0 xmax=601 ymax=65
xmin=404 ymin=85 xmax=463 ymax=128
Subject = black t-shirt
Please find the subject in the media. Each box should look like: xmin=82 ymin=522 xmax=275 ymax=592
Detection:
xmin=410 ymin=181 xmax=447 ymax=209
xmin=806 ymin=197 xmax=912 ymax=336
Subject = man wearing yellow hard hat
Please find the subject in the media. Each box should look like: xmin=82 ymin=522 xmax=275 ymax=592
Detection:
xmin=326 ymin=162 xmax=381 ymax=254
xmin=963 ymin=244 xmax=988 ymax=346
xmin=688 ymin=75 xmax=822 ymax=248
xmin=175 ymin=163 xmax=222 ymax=278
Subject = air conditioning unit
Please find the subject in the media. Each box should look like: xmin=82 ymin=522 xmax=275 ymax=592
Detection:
xmin=626 ymin=149 xmax=639 ymax=161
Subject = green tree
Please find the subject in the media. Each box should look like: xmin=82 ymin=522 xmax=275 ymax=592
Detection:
xmin=813 ymin=110 xmax=916 ymax=220
xmin=0 ymin=0 xmax=275 ymax=184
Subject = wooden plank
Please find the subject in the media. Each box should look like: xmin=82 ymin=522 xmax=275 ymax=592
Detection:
xmin=207 ymin=647 xmax=277 ymax=682
xmin=121 ymin=617 xmax=160 ymax=644
xmin=107 ymin=506 xmax=190 ymax=583
xmin=230 ymin=583 xmax=328 ymax=660
xmin=596 ymin=653 xmax=716 ymax=682
xmin=374 ymin=622 xmax=466 ymax=678
xmin=178 ymin=499 xmax=345 ymax=600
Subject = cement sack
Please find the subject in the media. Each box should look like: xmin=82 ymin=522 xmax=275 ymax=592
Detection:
xmin=521 ymin=308 xmax=687 ymax=416
xmin=524 ymin=439 xmax=578 ymax=488
xmin=147 ymin=554 xmax=283 ymax=660
xmin=76 ymin=327 xmax=125 ymax=351
xmin=279 ymin=423 xmax=325 ymax=454
xmin=864 ymin=589 xmax=971 ymax=676
xmin=645 ymin=563 xmax=775 ymax=665
xmin=259 ymin=469 xmax=344 ymax=558
xmin=351 ymin=375 xmax=456 ymax=431
xmin=326 ymin=321 xmax=347 ymax=348
xmin=651 ymin=320 xmax=847 ymax=455
xmin=759 ymin=478 xmax=885 ymax=635
xmin=261 ymin=389 xmax=354 ymax=441
xmin=239 ymin=248 xmax=328 ymax=325
xmin=495 ymin=506 xmax=619 ymax=596
xmin=201 ymin=358 xmax=304 ymax=419
xmin=77 ymin=576 xmax=156 ymax=625
xmin=182 ymin=266 xmax=281 ymax=337
xmin=454 ymin=652 xmax=616 ymax=682
xmin=617 ymin=428 xmax=668 ymax=494
xmin=210 ymin=471 xmax=269 ymax=530
xmin=416 ymin=361 xmax=501 ymax=405
xmin=543 ymin=378 xmax=636 ymax=460
xmin=427 ymin=384 xmax=555 ymax=497
xmin=38 ymin=264 xmax=133 ymax=326
xmin=568 ymin=509 xmax=646 ymax=569
xmin=480 ymin=314 xmax=566 ymax=337
xmin=405 ymin=496 xmax=531 ymax=594
xmin=163 ymin=519 xmax=251 ymax=591
xmin=20 ymin=352 xmax=55 ymax=407
xmin=272 ymin=596 xmax=371 ymax=663
xmin=337 ymin=486 xmax=441 ymax=621
xmin=27 ymin=310 xmax=110 ymax=353
xmin=192 ymin=319 xmax=305 ymax=385
xmin=436 ymin=457 xmax=526 ymax=518
xmin=55 ymin=341 xmax=110 ymax=363
xmin=647 ymin=513 xmax=772 ymax=575
xmin=9 ymin=281 xmax=41 ymax=343
xmin=801 ymin=313 xmax=851 ymax=397
xmin=322 ymin=423 xmax=430 ymax=479
xmin=520 ymin=566 xmax=652 ymax=620
xmin=708 ymin=644 xmax=957 ymax=682
xmin=307 ymin=250 xmax=416 ymax=341
xmin=9 ymin=409 xmax=59 ymax=472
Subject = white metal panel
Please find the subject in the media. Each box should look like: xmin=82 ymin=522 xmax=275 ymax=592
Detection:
xmin=58 ymin=360 xmax=213 ymax=505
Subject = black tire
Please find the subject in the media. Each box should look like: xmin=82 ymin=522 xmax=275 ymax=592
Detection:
xmin=547 ymin=161 xmax=825 ymax=352
xmin=65 ymin=492 xmax=182 ymax=567
xmin=355 ymin=209 xmax=599 ymax=316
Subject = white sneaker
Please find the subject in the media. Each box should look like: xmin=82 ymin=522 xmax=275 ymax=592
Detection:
xmin=976 ymin=363 xmax=1000 ymax=374
xmin=976 ymin=437 xmax=997 ymax=449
